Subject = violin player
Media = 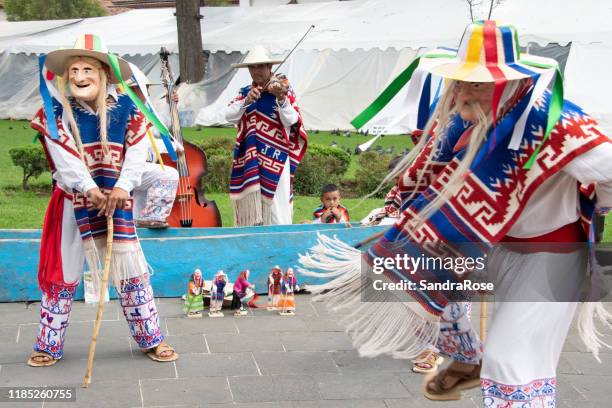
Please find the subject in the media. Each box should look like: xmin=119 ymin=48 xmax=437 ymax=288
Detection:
xmin=225 ymin=45 xmax=308 ymax=226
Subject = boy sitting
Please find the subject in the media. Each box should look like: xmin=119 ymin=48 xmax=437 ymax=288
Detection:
xmin=313 ymin=184 xmax=350 ymax=224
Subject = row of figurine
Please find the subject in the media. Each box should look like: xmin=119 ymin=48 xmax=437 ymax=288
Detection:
xmin=183 ymin=266 xmax=299 ymax=318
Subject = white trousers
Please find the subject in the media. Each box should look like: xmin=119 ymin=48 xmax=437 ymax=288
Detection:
xmin=480 ymin=246 xmax=585 ymax=407
xmin=269 ymin=159 xmax=293 ymax=225
xmin=440 ymin=246 xmax=587 ymax=407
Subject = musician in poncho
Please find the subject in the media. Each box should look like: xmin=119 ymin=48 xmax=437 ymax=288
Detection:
xmin=300 ymin=21 xmax=612 ymax=406
xmin=28 ymin=34 xmax=177 ymax=367
xmin=225 ymin=45 xmax=308 ymax=226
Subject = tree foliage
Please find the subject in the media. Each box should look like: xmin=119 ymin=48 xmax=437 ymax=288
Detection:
xmin=9 ymin=145 xmax=49 ymax=190
xmin=5 ymin=0 xmax=106 ymax=22
xmin=294 ymin=144 xmax=351 ymax=196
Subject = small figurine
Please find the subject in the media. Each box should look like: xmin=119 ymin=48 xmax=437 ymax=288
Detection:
xmin=267 ymin=265 xmax=282 ymax=311
xmin=279 ymin=267 xmax=298 ymax=316
xmin=184 ymin=268 xmax=205 ymax=318
xmin=233 ymin=270 xmax=256 ymax=316
xmin=209 ymin=270 xmax=227 ymax=317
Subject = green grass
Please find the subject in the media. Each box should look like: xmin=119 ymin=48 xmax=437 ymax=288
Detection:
xmin=182 ymin=126 xmax=412 ymax=152
xmin=0 ymin=120 xmax=381 ymax=228
xmin=0 ymin=187 xmax=379 ymax=229
xmin=2 ymin=119 xmax=612 ymax=243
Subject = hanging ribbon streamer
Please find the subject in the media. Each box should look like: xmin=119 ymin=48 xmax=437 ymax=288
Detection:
xmin=351 ymin=57 xmax=422 ymax=130
xmin=522 ymin=67 xmax=564 ymax=170
xmin=428 ymin=77 xmax=443 ymax=115
xmin=146 ymin=129 xmax=165 ymax=171
xmin=416 ymin=73 xmax=432 ymax=130
xmin=351 ymin=52 xmax=455 ymax=130
xmin=107 ymin=53 xmax=177 ymax=162
xmin=38 ymin=55 xmax=60 ymax=140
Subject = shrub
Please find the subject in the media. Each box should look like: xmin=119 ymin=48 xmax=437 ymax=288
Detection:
xmin=353 ymin=151 xmax=393 ymax=198
xmin=294 ymin=144 xmax=351 ymax=196
xmin=200 ymin=137 xmax=234 ymax=193
xmin=201 ymin=136 xmax=234 ymax=154
xmin=9 ymin=145 xmax=49 ymax=190
xmin=203 ymin=151 xmax=232 ymax=193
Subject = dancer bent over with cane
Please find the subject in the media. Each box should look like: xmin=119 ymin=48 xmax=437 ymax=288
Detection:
xmin=28 ymin=34 xmax=177 ymax=366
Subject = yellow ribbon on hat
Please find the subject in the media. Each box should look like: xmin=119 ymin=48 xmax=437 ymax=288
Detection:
xmin=454 ymin=24 xmax=484 ymax=81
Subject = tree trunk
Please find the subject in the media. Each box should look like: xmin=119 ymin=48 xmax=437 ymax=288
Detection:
xmin=176 ymin=0 xmax=205 ymax=84
xmin=23 ymin=173 xmax=30 ymax=190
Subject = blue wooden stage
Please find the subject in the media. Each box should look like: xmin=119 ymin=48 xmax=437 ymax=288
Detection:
xmin=0 ymin=223 xmax=385 ymax=302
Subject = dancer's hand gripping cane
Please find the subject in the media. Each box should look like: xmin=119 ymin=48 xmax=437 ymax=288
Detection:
xmin=83 ymin=216 xmax=113 ymax=388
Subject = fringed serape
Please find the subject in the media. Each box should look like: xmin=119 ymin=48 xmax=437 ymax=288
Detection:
xmin=229 ymin=84 xmax=307 ymax=225
xmin=31 ymin=93 xmax=150 ymax=299
xmin=300 ymin=94 xmax=610 ymax=359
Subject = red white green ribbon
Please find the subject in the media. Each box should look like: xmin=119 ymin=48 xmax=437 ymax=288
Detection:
xmin=107 ymin=53 xmax=177 ymax=162
xmin=351 ymin=52 xmax=454 ymax=130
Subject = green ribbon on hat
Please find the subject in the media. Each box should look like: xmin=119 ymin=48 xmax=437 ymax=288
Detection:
xmin=350 ymin=53 xmax=455 ymax=130
xmin=351 ymin=57 xmax=422 ymax=130
xmin=521 ymin=66 xmax=564 ymax=170
xmin=107 ymin=53 xmax=177 ymax=161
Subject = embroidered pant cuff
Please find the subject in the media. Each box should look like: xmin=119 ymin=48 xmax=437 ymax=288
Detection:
xmin=481 ymin=377 xmax=556 ymax=407
xmin=119 ymin=275 xmax=165 ymax=349
xmin=34 ymin=284 xmax=78 ymax=359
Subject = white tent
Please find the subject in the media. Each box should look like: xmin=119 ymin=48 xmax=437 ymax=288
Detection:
xmin=0 ymin=0 xmax=610 ymax=133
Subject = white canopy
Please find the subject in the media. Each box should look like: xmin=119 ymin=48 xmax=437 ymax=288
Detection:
xmin=0 ymin=0 xmax=610 ymax=133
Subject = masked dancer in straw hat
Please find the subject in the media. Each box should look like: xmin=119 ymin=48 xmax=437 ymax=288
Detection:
xmin=300 ymin=21 xmax=612 ymax=406
xmin=28 ymin=34 xmax=178 ymax=366
xmin=225 ymin=45 xmax=308 ymax=226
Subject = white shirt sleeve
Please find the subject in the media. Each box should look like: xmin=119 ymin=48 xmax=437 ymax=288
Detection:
xmin=225 ymin=96 xmax=248 ymax=124
xmin=562 ymin=142 xmax=612 ymax=208
xmin=115 ymin=130 xmax=149 ymax=193
xmin=44 ymin=137 xmax=97 ymax=194
xmin=276 ymin=98 xmax=299 ymax=128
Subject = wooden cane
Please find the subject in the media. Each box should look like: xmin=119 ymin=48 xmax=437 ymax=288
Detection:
xmin=354 ymin=230 xmax=386 ymax=249
xmin=479 ymin=297 xmax=487 ymax=342
xmin=83 ymin=216 xmax=113 ymax=388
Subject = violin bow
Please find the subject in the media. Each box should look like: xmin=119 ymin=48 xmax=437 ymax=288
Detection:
xmin=271 ymin=24 xmax=316 ymax=78
xmin=251 ymin=24 xmax=316 ymax=97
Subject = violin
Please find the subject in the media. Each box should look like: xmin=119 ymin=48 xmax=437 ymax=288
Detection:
xmin=264 ymin=74 xmax=289 ymax=94
xmin=159 ymin=47 xmax=222 ymax=228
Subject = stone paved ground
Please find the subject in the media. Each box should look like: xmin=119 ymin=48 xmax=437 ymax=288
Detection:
xmin=0 ymin=295 xmax=610 ymax=407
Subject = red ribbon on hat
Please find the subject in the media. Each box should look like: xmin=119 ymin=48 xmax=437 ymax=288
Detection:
xmin=483 ymin=21 xmax=508 ymax=144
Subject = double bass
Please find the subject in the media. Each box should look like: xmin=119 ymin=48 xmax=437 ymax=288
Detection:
xmin=159 ymin=47 xmax=222 ymax=227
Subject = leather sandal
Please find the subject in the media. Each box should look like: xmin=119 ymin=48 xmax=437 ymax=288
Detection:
xmin=412 ymin=351 xmax=444 ymax=374
xmin=142 ymin=341 xmax=179 ymax=362
xmin=422 ymin=362 xmax=481 ymax=401
xmin=27 ymin=351 xmax=59 ymax=367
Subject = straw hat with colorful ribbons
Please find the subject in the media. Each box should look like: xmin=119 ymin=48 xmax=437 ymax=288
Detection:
xmin=44 ymin=33 xmax=132 ymax=83
xmin=38 ymin=34 xmax=177 ymax=161
xmin=352 ymin=20 xmax=563 ymax=169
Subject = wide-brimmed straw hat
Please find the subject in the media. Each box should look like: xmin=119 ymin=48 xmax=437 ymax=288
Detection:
xmin=351 ymin=20 xmax=564 ymax=156
xmin=45 ymin=33 xmax=132 ymax=83
xmin=231 ymin=45 xmax=283 ymax=68
xmin=426 ymin=20 xmax=557 ymax=83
